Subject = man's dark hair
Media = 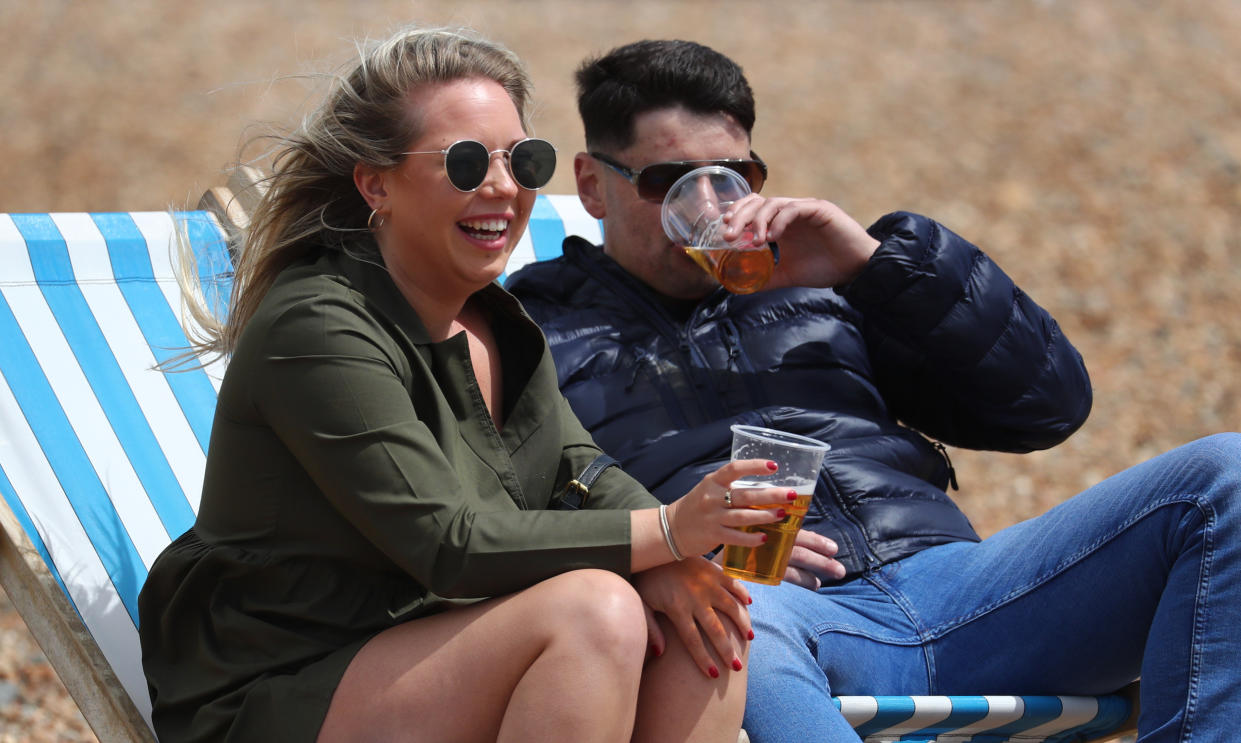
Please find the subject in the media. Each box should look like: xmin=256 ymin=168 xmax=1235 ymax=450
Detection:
xmin=575 ymin=39 xmax=756 ymax=152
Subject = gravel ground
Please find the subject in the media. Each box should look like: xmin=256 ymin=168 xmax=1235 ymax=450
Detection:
xmin=2 ymin=1 xmax=1238 ymax=739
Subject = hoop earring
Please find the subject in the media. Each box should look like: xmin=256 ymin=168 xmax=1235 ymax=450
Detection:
xmin=367 ymin=208 xmax=386 ymax=231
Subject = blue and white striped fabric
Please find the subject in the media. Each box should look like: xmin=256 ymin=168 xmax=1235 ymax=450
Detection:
xmin=0 ymin=197 xmax=1131 ymax=741
xmin=835 ymin=694 xmax=1131 ymax=742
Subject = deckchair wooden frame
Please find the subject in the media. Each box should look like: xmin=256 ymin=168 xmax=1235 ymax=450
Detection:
xmin=0 ymin=503 xmax=156 ymax=742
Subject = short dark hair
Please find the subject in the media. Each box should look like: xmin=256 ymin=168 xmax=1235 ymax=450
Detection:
xmin=575 ymin=39 xmax=756 ymax=152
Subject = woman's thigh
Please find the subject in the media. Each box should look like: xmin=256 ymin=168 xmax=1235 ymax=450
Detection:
xmin=318 ymin=569 xmax=647 ymax=743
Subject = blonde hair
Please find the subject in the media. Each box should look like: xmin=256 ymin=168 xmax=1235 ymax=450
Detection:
xmin=185 ymin=26 xmax=534 ymax=359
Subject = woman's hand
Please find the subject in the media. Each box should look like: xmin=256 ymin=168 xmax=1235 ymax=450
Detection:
xmin=665 ymin=458 xmax=796 ymax=560
xmin=633 ymin=557 xmax=751 ymax=679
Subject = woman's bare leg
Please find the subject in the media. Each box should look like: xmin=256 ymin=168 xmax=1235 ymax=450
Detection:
xmin=318 ymin=569 xmax=648 ymax=743
xmin=632 ymin=614 xmax=749 ymax=743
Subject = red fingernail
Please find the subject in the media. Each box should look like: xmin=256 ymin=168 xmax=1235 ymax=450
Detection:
xmin=776 ymin=509 xmax=787 ymax=519
xmin=748 ymin=597 xmax=754 ymax=606
xmin=747 ymin=629 xmax=756 ymax=640
xmin=709 ymin=666 xmax=720 ymax=679
xmin=787 ymin=490 xmax=797 ymax=500
xmin=732 ymin=658 xmax=743 ymax=672
xmin=651 ymin=644 xmax=663 ymax=657
xmin=761 ymin=534 xmax=768 ymax=543
xmin=767 ymin=461 xmax=778 ymax=471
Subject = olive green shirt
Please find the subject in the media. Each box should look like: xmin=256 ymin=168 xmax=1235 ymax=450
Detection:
xmin=138 ymin=247 xmax=657 ymax=742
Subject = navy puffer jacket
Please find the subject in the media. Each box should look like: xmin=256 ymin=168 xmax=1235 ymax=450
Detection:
xmin=506 ymin=212 xmax=1092 ymax=579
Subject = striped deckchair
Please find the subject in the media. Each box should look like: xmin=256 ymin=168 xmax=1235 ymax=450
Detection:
xmin=0 ymin=186 xmax=1137 ymax=742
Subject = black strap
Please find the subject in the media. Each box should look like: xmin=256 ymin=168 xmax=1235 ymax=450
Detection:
xmin=556 ymin=454 xmax=620 ymax=510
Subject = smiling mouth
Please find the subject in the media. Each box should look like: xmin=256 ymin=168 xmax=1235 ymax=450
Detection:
xmin=459 ymin=217 xmax=510 ymax=241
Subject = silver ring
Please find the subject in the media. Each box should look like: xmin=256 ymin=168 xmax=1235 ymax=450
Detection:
xmin=723 ymin=490 xmax=733 ymax=507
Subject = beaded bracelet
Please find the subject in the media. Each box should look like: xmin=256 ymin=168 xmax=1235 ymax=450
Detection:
xmin=658 ymin=504 xmax=686 ymax=561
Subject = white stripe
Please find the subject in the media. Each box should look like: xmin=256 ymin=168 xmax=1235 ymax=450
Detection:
xmin=0 ymin=370 xmax=152 ymax=725
xmin=835 ymin=696 xmax=880 ymax=727
xmin=52 ymin=214 xmax=206 ymax=519
xmin=0 ymin=239 xmax=166 ymax=568
xmin=0 ymin=215 xmax=35 ymax=288
xmin=545 ymin=194 xmax=602 ymax=243
xmin=906 ymin=695 xmax=955 ymax=731
xmin=1016 ymin=696 xmax=1099 ymax=739
xmin=130 ymin=212 xmax=228 ymax=391
xmin=952 ymin=695 xmax=1026 ymax=736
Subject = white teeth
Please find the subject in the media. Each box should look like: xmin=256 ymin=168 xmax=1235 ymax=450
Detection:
xmin=459 ymin=218 xmax=509 ymax=233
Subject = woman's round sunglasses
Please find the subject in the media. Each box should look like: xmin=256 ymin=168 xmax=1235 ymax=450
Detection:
xmin=590 ymin=151 xmax=768 ymax=203
xmin=403 ymin=138 xmax=557 ymax=192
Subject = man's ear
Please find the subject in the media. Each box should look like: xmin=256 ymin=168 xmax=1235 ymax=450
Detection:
xmin=353 ymin=162 xmax=389 ymax=212
xmin=574 ymin=152 xmax=607 ymax=219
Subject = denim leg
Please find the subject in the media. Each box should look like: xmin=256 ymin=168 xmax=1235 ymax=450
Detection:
xmin=743 ymin=577 xmax=921 ymax=743
xmin=743 ymin=434 xmax=1241 ymax=743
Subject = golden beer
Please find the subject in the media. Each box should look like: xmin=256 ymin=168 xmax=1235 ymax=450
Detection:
xmin=682 ymin=244 xmax=774 ymax=294
xmin=721 ymin=485 xmax=813 ymax=585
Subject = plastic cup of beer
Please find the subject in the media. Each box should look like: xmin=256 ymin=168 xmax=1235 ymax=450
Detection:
xmin=660 ymin=165 xmax=775 ymax=294
xmin=720 ymin=425 xmax=829 ymax=585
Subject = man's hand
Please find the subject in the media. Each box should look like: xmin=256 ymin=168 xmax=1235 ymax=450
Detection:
xmin=720 ymin=194 xmax=880 ymax=290
xmin=783 ymin=530 xmax=846 ymax=590
xmin=709 ymin=529 xmax=846 ymax=590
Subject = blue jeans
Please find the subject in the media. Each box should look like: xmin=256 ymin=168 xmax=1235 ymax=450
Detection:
xmin=743 ymin=434 xmax=1241 ymax=742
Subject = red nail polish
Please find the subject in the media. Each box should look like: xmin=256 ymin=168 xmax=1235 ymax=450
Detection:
xmin=747 ymin=597 xmax=754 ymax=606
xmin=652 ymin=644 xmax=663 ymax=657
xmin=709 ymin=666 xmax=720 ymax=679
xmin=747 ymin=629 xmax=756 ymax=640
xmin=787 ymin=490 xmax=797 ymax=500
xmin=732 ymin=658 xmax=743 ymax=672
xmin=776 ymin=509 xmax=787 ymax=519
xmin=760 ymin=534 xmax=768 ymax=543
xmin=767 ymin=461 xmax=778 ymax=471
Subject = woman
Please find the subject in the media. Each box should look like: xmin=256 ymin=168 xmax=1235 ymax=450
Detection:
xmin=138 ymin=26 xmax=792 ymax=743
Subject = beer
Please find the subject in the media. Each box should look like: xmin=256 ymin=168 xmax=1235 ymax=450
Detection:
xmin=721 ymin=481 xmax=814 ymax=585
xmin=682 ymin=244 xmax=774 ymax=295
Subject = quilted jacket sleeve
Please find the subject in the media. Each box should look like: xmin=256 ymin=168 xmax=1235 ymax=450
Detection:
xmin=841 ymin=211 xmax=1092 ymax=452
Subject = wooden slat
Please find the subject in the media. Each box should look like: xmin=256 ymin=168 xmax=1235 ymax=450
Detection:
xmin=0 ymin=501 xmax=155 ymax=742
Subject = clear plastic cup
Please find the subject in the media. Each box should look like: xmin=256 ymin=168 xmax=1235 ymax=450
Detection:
xmin=660 ymin=166 xmax=774 ymax=294
xmin=720 ymin=425 xmax=830 ymax=584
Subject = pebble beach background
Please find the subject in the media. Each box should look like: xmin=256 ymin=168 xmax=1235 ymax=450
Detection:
xmin=2 ymin=1 xmax=1238 ymax=739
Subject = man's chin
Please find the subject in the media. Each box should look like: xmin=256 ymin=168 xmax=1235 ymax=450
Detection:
xmin=656 ymin=275 xmax=717 ymax=301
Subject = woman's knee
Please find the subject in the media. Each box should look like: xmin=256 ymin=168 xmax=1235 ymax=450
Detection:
xmin=540 ymin=570 xmax=648 ymax=653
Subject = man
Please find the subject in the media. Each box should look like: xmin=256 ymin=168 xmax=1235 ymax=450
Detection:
xmin=506 ymin=39 xmax=1239 ymax=742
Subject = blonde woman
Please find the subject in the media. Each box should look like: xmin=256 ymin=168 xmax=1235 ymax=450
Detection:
xmin=137 ymin=26 xmax=790 ymax=743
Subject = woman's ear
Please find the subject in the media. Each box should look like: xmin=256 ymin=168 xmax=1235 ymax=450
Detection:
xmin=353 ymin=162 xmax=389 ymax=211
xmin=574 ymin=152 xmax=606 ymax=219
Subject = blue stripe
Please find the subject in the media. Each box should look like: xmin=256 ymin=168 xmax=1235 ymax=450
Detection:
xmin=853 ymin=695 xmax=917 ymax=739
xmin=10 ymin=214 xmax=194 ymax=540
xmin=179 ymin=212 xmax=234 ymax=321
xmin=0 ymin=288 xmax=145 ymax=624
xmin=0 ymin=462 xmax=75 ymax=611
xmin=91 ymin=212 xmax=218 ymax=453
xmin=1044 ymin=695 xmax=1132 ymax=743
xmin=966 ymin=696 xmax=1063 ymax=742
xmin=899 ymin=696 xmax=991 ymax=740
xmin=527 ymin=195 xmax=568 ymax=262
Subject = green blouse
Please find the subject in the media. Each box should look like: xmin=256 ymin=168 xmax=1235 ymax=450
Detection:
xmin=138 ymin=247 xmax=657 ymax=742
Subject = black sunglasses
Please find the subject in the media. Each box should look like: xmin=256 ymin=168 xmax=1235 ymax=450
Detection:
xmin=403 ymin=138 xmax=557 ymax=192
xmin=590 ymin=151 xmax=768 ymax=203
